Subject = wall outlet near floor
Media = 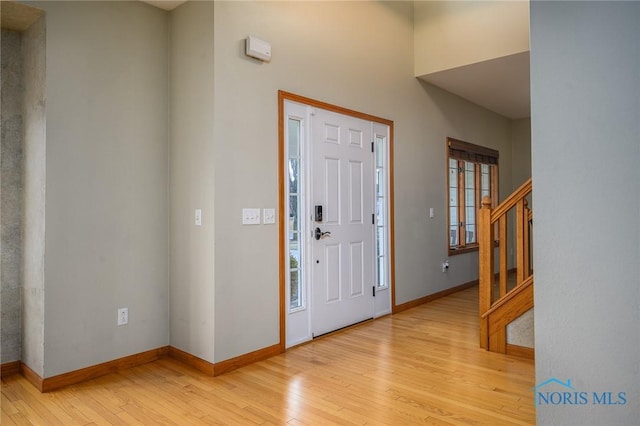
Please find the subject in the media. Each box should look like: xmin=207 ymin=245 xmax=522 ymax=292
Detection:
xmin=442 ymin=260 xmax=450 ymax=273
xmin=117 ymin=307 xmax=129 ymax=326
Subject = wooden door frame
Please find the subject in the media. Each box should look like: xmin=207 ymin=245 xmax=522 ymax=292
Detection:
xmin=277 ymin=90 xmax=396 ymax=350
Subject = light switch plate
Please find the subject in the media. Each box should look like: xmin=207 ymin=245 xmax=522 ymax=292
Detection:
xmin=195 ymin=209 xmax=202 ymax=226
xmin=263 ymin=208 xmax=276 ymax=224
xmin=242 ymin=208 xmax=261 ymax=225
xmin=429 ymin=207 xmax=435 ymax=218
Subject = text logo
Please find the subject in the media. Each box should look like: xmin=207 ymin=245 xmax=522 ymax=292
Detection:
xmin=533 ymin=378 xmax=627 ymax=406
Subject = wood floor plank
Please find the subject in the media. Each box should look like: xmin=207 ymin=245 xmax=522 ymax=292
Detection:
xmin=1 ymin=287 xmax=535 ymax=425
xmin=6 ymin=412 xmax=30 ymax=426
xmin=1 ymin=408 xmax=19 ymax=426
xmin=10 ymin=399 xmax=49 ymax=425
xmin=10 ymin=377 xmax=75 ymax=425
xmin=114 ymin=409 xmax=146 ymax=425
xmin=72 ymin=393 xmax=128 ymax=426
xmin=2 ymin=390 xmax=21 ymax=417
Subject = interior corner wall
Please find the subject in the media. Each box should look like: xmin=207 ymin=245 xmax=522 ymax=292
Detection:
xmin=29 ymin=1 xmax=170 ymax=378
xmin=413 ymin=1 xmax=530 ymax=76
xmin=1 ymin=29 xmax=24 ymax=364
xmin=21 ymin=14 xmax=46 ymax=376
xmin=169 ymin=1 xmax=215 ymax=363
xmin=511 ymin=118 xmax=531 ymax=189
xmin=212 ymin=1 xmax=514 ymax=362
xmin=531 ymin=2 xmax=639 ymax=424
xmin=410 ymin=82 xmax=513 ymax=296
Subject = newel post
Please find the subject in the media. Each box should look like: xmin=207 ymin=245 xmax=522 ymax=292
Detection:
xmin=478 ymin=196 xmax=494 ymax=349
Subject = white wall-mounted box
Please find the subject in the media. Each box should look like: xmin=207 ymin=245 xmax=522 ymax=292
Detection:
xmin=245 ymin=35 xmax=271 ymax=62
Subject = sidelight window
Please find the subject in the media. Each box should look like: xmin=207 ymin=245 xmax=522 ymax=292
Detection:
xmin=288 ymin=118 xmax=304 ymax=310
xmin=374 ymin=134 xmax=388 ymax=289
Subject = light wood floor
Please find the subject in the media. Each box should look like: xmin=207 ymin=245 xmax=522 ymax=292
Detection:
xmin=1 ymin=287 xmax=535 ymax=425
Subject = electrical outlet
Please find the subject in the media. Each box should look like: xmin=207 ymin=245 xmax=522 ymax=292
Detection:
xmin=442 ymin=260 xmax=450 ymax=273
xmin=117 ymin=308 xmax=128 ymax=326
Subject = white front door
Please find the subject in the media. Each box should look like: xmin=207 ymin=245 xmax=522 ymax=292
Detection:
xmin=310 ymin=108 xmax=375 ymax=337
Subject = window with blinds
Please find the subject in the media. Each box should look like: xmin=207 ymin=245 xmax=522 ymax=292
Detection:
xmin=447 ymin=138 xmax=498 ymax=254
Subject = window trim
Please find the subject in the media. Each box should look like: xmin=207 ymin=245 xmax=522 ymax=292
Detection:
xmin=446 ymin=138 xmax=499 ymax=256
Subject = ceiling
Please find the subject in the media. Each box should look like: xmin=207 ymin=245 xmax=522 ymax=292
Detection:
xmin=418 ymin=51 xmax=531 ymax=120
xmin=1 ymin=1 xmax=43 ymax=31
xmin=140 ymin=1 xmax=187 ymax=11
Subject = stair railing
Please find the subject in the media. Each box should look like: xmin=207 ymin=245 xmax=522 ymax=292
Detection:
xmin=478 ymin=178 xmax=532 ymax=350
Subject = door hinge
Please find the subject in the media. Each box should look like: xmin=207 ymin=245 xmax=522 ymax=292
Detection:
xmin=372 ymin=213 xmax=375 ymax=225
xmin=372 ymin=285 xmax=376 ymax=297
xmin=371 ymin=141 xmax=374 ymax=153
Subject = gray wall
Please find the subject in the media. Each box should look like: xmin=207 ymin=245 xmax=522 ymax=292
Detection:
xmin=531 ymin=1 xmax=639 ymax=424
xmin=22 ymin=15 xmax=46 ymax=375
xmin=28 ymin=1 xmax=170 ymax=377
xmin=6 ymin=0 xmax=529 ymax=372
xmin=413 ymin=0 xmax=529 ymax=76
xmin=1 ymin=29 xmax=24 ymax=364
xmin=169 ymin=1 xmax=216 ymax=363
xmin=211 ymin=1 xmax=514 ymax=361
xmin=511 ymin=118 xmax=531 ymax=189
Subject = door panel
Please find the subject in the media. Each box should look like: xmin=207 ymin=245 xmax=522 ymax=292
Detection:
xmin=349 ymin=241 xmax=364 ymax=296
xmin=311 ymin=109 xmax=374 ymax=337
xmin=324 ymin=158 xmax=340 ymax=225
xmin=349 ymin=161 xmax=363 ymax=223
xmin=325 ymin=244 xmax=341 ymax=303
xmin=349 ymin=128 xmax=363 ymax=147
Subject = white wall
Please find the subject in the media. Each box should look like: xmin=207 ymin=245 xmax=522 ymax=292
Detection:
xmin=28 ymin=1 xmax=170 ymax=377
xmin=169 ymin=1 xmax=216 ymax=363
xmin=531 ymin=2 xmax=639 ymax=424
xmin=212 ymin=1 xmax=514 ymax=361
xmin=414 ymin=1 xmax=529 ymax=76
xmin=506 ymin=308 xmax=534 ymax=348
xmin=21 ymin=14 xmax=46 ymax=375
